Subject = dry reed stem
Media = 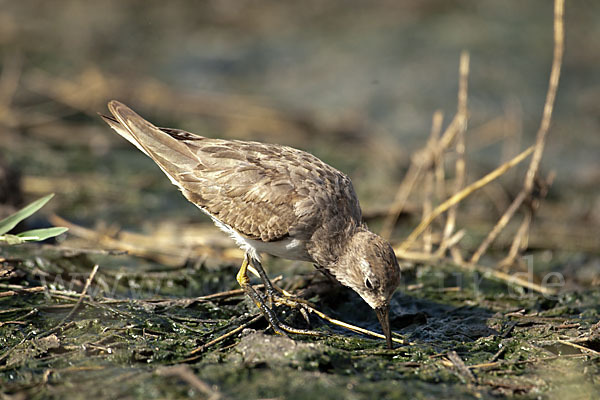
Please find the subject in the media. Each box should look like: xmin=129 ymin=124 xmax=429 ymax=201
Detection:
xmin=49 ymin=214 xmax=218 ymax=266
xmin=423 ymin=171 xmax=434 ymax=253
xmin=380 ymin=158 xmax=424 ymax=239
xmin=499 ymin=210 xmax=532 ymax=269
xmin=434 ymin=121 xmax=447 ymax=206
xmin=381 ymin=112 xmax=464 ymax=239
xmin=470 ymin=0 xmax=564 ymax=264
xmin=398 ymin=145 xmax=534 ymax=252
xmin=382 ymin=52 xmax=470 ymax=240
xmin=440 ymin=52 xmax=469 ymax=254
xmin=450 ymin=246 xmax=464 ymax=264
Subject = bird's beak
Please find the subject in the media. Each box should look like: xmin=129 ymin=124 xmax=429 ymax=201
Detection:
xmin=375 ymin=305 xmax=393 ymax=349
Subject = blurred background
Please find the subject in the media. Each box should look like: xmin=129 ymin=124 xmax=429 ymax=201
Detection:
xmin=0 ymin=0 xmax=598 ymax=277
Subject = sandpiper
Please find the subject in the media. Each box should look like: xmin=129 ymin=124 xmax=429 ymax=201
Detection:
xmin=101 ymin=100 xmax=401 ymax=348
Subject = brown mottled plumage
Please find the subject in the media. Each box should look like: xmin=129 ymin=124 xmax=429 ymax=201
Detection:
xmin=101 ymin=100 xmax=400 ymax=348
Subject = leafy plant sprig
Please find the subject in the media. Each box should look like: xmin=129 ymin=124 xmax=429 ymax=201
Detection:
xmin=0 ymin=193 xmax=68 ymax=245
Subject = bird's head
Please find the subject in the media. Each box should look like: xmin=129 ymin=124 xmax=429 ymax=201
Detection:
xmin=333 ymin=229 xmax=401 ymax=348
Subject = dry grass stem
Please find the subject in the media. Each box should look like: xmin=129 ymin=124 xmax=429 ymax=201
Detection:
xmin=0 ymin=286 xmax=45 ymax=298
xmin=423 ymin=170 xmax=434 ymax=253
xmin=264 ymin=280 xmax=406 ymax=345
xmin=499 ymin=210 xmax=532 ymax=270
xmin=381 ymin=110 xmax=464 ymax=239
xmin=470 ymin=0 xmax=563 ymax=265
xmin=302 ymin=303 xmax=407 ymax=346
xmin=49 ymin=214 xmax=246 ymax=266
xmin=555 ymin=339 xmax=600 ymax=356
xmin=380 ymin=159 xmax=424 ymax=239
xmin=186 ymin=314 xmax=263 ymax=357
xmin=398 ymin=145 xmax=534 ymax=252
xmin=440 ymin=52 xmax=469 ymax=254
xmin=47 ymin=264 xmax=99 ymax=335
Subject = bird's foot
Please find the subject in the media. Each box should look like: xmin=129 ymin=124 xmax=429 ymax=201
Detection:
xmin=267 ymin=288 xmax=314 ymax=326
xmin=251 ymin=288 xmax=321 ymax=337
xmin=238 ymin=254 xmax=320 ymax=337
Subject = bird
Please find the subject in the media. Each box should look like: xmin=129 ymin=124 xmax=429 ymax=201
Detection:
xmin=100 ymin=100 xmax=401 ymax=348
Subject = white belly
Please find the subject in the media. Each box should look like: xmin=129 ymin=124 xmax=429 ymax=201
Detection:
xmin=198 ymin=205 xmax=312 ymax=262
xmin=245 ymin=235 xmax=312 ymax=262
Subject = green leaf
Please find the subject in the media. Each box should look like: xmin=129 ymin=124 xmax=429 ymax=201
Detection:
xmin=16 ymin=227 xmax=68 ymax=241
xmin=0 ymin=193 xmax=55 ymax=235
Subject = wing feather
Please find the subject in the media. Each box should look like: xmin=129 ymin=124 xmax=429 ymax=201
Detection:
xmin=103 ymin=100 xmax=361 ymax=242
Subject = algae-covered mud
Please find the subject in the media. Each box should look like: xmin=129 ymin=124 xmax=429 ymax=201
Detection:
xmin=2 ymin=244 xmax=599 ymax=399
xmin=2 ymin=1 xmax=600 ymax=399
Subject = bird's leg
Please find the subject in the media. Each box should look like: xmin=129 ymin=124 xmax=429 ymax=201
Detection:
xmin=236 ymin=253 xmax=287 ymax=336
xmin=238 ymin=254 xmax=321 ymax=337
xmin=249 ymin=257 xmax=314 ymax=326
xmin=249 ymin=257 xmax=277 ymax=307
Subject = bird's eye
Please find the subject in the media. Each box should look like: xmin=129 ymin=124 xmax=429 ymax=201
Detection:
xmin=365 ymin=277 xmax=374 ymax=290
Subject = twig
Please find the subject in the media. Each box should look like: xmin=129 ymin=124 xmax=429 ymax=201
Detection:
xmin=0 ymin=321 xmax=26 ymax=327
xmin=185 ymin=314 xmax=263 ymax=358
xmin=40 ymin=264 xmax=99 ymax=338
xmin=447 ymin=350 xmax=476 ymax=383
xmin=470 ymin=0 xmax=564 ymax=264
xmin=555 ymin=339 xmax=600 ymax=356
xmin=0 ymin=286 xmax=45 ymax=298
xmin=301 ymin=303 xmax=407 ymax=346
xmin=450 ymin=244 xmax=464 ymax=264
xmin=468 ymin=353 xmax=592 ymax=371
xmin=193 ymin=276 xmax=283 ymax=302
xmin=267 ymin=278 xmax=407 ymax=346
xmin=399 ymin=146 xmax=534 ymax=252
xmin=488 ymin=344 xmax=507 ymax=363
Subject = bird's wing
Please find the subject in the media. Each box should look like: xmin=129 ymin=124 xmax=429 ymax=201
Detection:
xmin=102 ymin=101 xmax=361 ymax=242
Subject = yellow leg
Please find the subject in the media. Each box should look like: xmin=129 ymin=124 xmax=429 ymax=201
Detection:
xmin=234 ymin=253 xmax=321 ymax=337
xmin=236 ymin=255 xmax=250 ymax=287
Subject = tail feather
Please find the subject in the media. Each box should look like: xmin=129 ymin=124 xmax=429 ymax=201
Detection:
xmin=100 ymin=113 xmax=151 ymax=158
xmin=101 ymin=100 xmax=200 ymax=189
